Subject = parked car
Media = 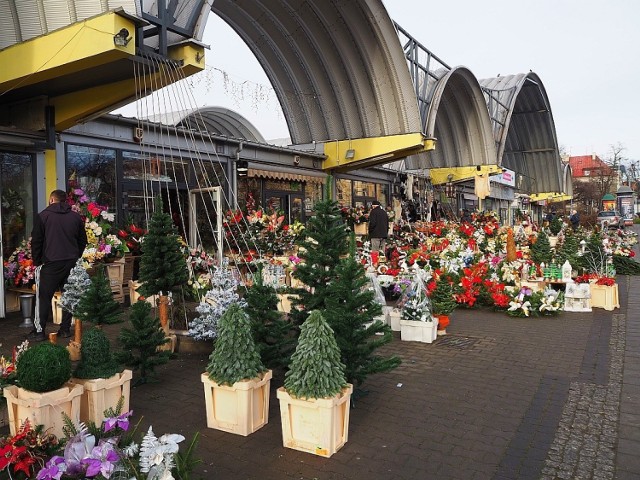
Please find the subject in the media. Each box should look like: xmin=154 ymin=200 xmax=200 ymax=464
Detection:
xmin=596 ymin=210 xmax=624 ymax=229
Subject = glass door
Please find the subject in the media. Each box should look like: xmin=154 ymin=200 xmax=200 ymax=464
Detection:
xmin=264 ymin=192 xmax=304 ymax=224
xmin=189 ymin=187 xmax=223 ymax=264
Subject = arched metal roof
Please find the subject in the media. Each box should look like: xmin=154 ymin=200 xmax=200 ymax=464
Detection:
xmin=480 ymin=72 xmax=563 ymax=194
xmin=176 ymin=107 xmax=265 ymax=142
xmin=404 ymin=66 xmax=496 ymax=170
xmin=563 ymin=163 xmax=573 ymax=198
xmin=210 ymin=0 xmax=422 ymax=146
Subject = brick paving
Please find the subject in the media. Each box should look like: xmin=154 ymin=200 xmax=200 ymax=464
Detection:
xmin=2 ymin=227 xmax=640 ymax=479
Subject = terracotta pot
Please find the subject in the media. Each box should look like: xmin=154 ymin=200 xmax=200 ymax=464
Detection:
xmin=435 ymin=314 xmax=450 ymax=330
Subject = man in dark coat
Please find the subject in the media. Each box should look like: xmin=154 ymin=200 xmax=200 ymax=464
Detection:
xmin=368 ymin=200 xmax=389 ymax=254
xmin=29 ymin=190 xmax=87 ymax=341
xmin=569 ymin=209 xmax=580 ymax=230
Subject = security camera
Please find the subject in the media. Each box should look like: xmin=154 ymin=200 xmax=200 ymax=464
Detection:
xmin=293 ymin=155 xmax=301 ymax=166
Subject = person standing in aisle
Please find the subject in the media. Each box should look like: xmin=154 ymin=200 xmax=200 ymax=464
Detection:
xmin=368 ymin=200 xmax=389 ymax=255
xmin=29 ymin=190 xmax=87 ymax=341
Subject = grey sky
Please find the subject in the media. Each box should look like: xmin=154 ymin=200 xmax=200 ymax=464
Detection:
xmin=119 ymin=1 xmax=640 ymax=164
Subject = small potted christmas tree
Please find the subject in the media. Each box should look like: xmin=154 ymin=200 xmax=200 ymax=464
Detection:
xmin=429 ymin=275 xmax=457 ymax=336
xmin=3 ymin=342 xmax=83 ymax=437
xmin=70 ymin=327 xmax=132 ymax=425
xmin=548 ymin=216 xmax=563 ymax=247
xmin=60 ymin=259 xmax=92 ymax=360
xmin=116 ymin=300 xmax=171 ymax=385
xmin=137 ymin=196 xmax=189 ymax=351
xmin=277 ymin=310 xmax=352 ymax=458
xmin=201 ymin=303 xmax=272 ymax=436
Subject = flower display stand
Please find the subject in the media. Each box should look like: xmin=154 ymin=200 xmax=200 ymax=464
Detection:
xmin=354 ymin=222 xmax=367 ymax=236
xmin=564 ymin=283 xmax=592 ymax=312
xmin=277 ymin=384 xmax=353 ymax=458
xmin=69 ymin=369 xmax=132 ymax=425
xmin=589 ymin=283 xmax=619 ymax=311
xmin=105 ymin=258 xmax=125 ymax=303
xmin=399 ymin=318 xmax=438 ymax=343
xmin=128 ymin=280 xmax=158 ymax=306
xmin=3 ymin=383 xmax=84 ymax=437
xmin=201 ymin=370 xmax=272 ymax=436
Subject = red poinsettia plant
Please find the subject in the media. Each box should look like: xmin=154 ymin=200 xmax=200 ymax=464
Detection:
xmin=117 ymin=222 xmax=147 ymax=255
xmin=574 ymin=273 xmax=596 ymax=284
xmin=0 ymin=420 xmax=59 ymax=478
xmin=595 ymin=276 xmax=616 ymax=286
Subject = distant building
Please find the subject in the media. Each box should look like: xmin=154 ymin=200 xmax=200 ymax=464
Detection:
xmin=568 ymin=154 xmax=619 ymax=192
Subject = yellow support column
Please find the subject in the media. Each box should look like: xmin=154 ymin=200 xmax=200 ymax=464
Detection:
xmin=44 ymin=150 xmax=57 ymax=196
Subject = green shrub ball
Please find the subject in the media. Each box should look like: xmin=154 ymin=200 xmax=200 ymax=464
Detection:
xmin=17 ymin=343 xmax=72 ymax=392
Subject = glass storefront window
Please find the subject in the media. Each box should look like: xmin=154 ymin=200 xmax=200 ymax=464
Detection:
xmin=336 ymin=179 xmax=352 ymax=207
xmin=1 ymin=153 xmax=34 ymax=256
xmin=122 ymin=151 xmax=188 ymax=184
xmin=378 ymin=184 xmax=389 ymax=207
xmin=193 ymin=160 xmax=224 ymax=189
xmin=67 ymin=145 xmax=116 ymax=210
xmin=305 ymin=182 xmax=323 ymax=215
xmin=354 ymin=181 xmax=375 ymax=197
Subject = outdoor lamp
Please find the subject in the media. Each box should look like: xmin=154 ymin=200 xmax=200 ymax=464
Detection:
xmin=113 ymin=28 xmax=131 ymax=47
xmin=237 ymin=160 xmax=248 ymax=177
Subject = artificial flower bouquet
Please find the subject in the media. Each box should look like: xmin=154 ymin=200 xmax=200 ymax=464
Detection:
xmin=117 ymin=223 xmax=147 ymax=255
xmin=595 ymin=276 xmax=616 ymax=286
xmin=3 ymin=238 xmax=36 ymax=289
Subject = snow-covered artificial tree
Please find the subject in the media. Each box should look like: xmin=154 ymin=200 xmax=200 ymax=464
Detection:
xmin=60 ymin=259 xmax=92 ymax=316
xmin=187 ymin=262 xmax=246 ymax=341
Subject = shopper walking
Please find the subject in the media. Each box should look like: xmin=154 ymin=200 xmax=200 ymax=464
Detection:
xmin=29 ymin=190 xmax=87 ymax=341
xmin=368 ymin=200 xmax=389 ymax=254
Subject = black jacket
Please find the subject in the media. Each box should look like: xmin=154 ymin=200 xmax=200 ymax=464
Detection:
xmin=368 ymin=205 xmax=389 ymax=239
xmin=31 ymin=202 xmax=88 ymax=265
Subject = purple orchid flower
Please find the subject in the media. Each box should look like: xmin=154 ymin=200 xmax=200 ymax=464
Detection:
xmin=36 ymin=456 xmax=66 ymax=480
xmin=104 ymin=410 xmax=133 ymax=432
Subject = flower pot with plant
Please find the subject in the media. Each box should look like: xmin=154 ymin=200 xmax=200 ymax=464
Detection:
xmin=201 ymin=303 xmax=272 ymax=436
xmin=589 ymin=277 xmax=619 ymax=310
xmin=548 ymin=216 xmax=563 ymax=247
xmin=429 ymin=275 xmax=457 ymax=336
xmin=69 ymin=327 xmax=132 ymax=425
xmin=399 ymin=273 xmax=438 ymax=343
xmin=3 ymin=342 xmax=83 ymax=437
xmin=277 ymin=310 xmax=352 ymax=458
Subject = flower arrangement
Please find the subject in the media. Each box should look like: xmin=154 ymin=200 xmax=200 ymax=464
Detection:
xmin=340 ymin=206 xmax=368 ymax=225
xmin=31 ymin=408 xmax=199 ymax=480
xmin=117 ymin=222 xmax=147 ymax=255
xmin=3 ymin=238 xmax=36 ymax=288
xmin=0 ymin=420 xmax=60 ymax=478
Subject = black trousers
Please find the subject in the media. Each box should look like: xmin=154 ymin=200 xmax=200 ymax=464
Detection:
xmin=36 ymin=259 xmax=77 ymax=333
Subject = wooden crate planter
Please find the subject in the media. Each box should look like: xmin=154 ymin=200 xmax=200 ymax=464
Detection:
xmin=3 ymin=383 xmax=84 ymax=437
xmin=105 ymin=258 xmax=125 ymax=303
xmin=399 ymin=318 xmax=438 ymax=343
xmin=201 ymin=370 xmax=272 ymax=436
xmin=589 ymin=283 xmax=619 ymax=311
xmin=276 ymin=294 xmax=297 ymax=314
xmin=69 ymin=370 xmax=132 ymax=425
xmin=277 ymin=384 xmax=353 ymax=458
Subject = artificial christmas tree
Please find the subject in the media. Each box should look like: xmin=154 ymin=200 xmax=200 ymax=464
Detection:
xmin=202 ymin=303 xmax=272 ymax=435
xmin=74 ymin=266 xmax=122 ymax=326
xmin=323 ymin=237 xmax=400 ymax=388
xmin=116 ymin=300 xmax=171 ymax=385
xmin=429 ymin=275 xmax=456 ymax=336
xmin=277 ymin=310 xmax=352 ymax=457
xmin=400 ymin=272 xmax=438 ymax=342
xmin=60 ymin=259 xmax=92 ymax=360
xmin=531 ymin=230 xmax=553 ymax=266
xmin=137 ymin=196 xmax=189 ymax=335
xmin=245 ymin=265 xmax=294 ymax=369
xmin=290 ymin=177 xmax=349 ymax=327
xmin=188 ymin=262 xmax=245 ymax=342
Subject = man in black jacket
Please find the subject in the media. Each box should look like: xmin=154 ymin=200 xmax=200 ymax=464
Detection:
xmin=29 ymin=190 xmax=87 ymax=341
xmin=368 ymin=200 xmax=389 ymax=254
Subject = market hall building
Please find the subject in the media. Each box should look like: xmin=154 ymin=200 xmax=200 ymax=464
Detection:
xmin=0 ymin=0 xmax=569 ymax=316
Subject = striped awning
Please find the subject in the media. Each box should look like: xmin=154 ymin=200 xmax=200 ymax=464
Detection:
xmin=248 ymin=168 xmax=325 ymax=184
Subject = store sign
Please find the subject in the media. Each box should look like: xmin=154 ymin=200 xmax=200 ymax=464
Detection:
xmin=489 ymin=168 xmax=516 ymax=187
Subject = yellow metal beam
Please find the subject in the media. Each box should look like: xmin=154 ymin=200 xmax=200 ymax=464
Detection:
xmin=429 ymin=165 xmax=504 ymax=185
xmin=530 ymin=192 xmax=572 ymax=203
xmin=320 ymin=133 xmax=435 ymax=171
xmin=52 ymin=42 xmax=205 ymax=130
xmin=0 ymin=12 xmax=136 ymax=93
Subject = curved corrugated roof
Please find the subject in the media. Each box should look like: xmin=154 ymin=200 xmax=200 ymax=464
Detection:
xmin=176 ymin=107 xmax=265 ymax=142
xmin=480 ymin=72 xmax=562 ymax=194
xmin=563 ymin=163 xmax=573 ymax=198
xmin=405 ymin=66 xmax=496 ymax=170
xmin=211 ymin=0 xmax=422 ymax=146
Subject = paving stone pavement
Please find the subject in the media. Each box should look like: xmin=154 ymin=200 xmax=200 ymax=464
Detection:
xmin=1 ymin=227 xmax=640 ymax=479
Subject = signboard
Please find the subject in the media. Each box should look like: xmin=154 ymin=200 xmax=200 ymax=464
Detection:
xmin=489 ymin=169 xmax=516 ymax=187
